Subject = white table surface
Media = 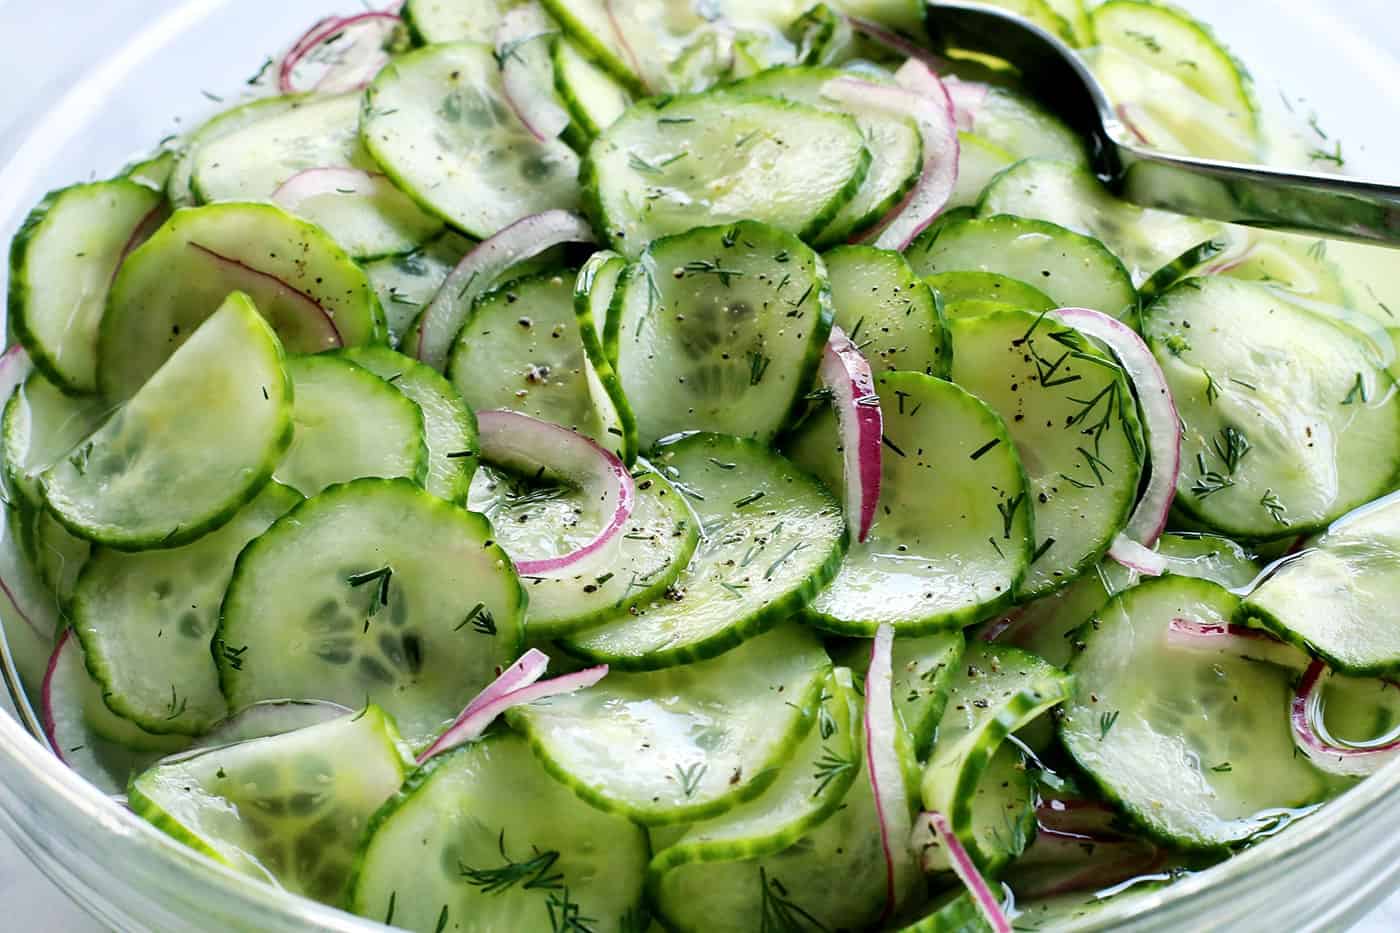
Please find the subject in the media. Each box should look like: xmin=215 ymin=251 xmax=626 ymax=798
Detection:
xmin=1 ymin=0 xmax=1399 ymax=929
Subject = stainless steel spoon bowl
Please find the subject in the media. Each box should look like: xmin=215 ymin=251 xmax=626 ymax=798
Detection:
xmin=925 ymin=0 xmax=1400 ymax=246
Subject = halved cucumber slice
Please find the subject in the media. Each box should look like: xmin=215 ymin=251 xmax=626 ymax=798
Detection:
xmin=1242 ymin=493 xmax=1400 ymax=675
xmin=167 ymin=95 xmax=311 ymax=207
xmin=102 ymin=202 xmax=385 ymax=400
xmin=977 ymin=158 xmax=1226 ymax=285
xmin=650 ymin=763 xmax=891 ymax=932
xmin=647 ymin=666 xmax=861 ymax=876
xmin=276 ymin=354 xmax=429 ymax=497
xmin=218 ymin=478 xmax=524 ymax=747
xmin=348 ymin=732 xmax=650 ymax=933
xmin=8 ymin=180 xmax=165 ymax=393
xmin=788 ymin=372 xmax=1032 ymax=635
xmin=949 ymin=309 xmax=1144 ymax=597
xmin=823 ymin=245 xmax=949 ymax=378
xmin=2 ymin=369 xmax=111 ymax=510
xmin=341 ymin=346 xmax=478 ymax=504
xmin=43 ymin=630 xmax=188 ymax=796
xmin=559 ymin=433 xmax=846 ymax=669
xmin=924 ymin=271 xmax=1055 ymax=313
xmin=553 ymin=36 xmax=633 ymax=138
xmin=511 ymin=622 xmax=830 ymax=824
xmin=609 ymin=222 xmax=832 ymax=448
xmin=43 ymin=292 xmax=293 ymax=550
xmin=584 ymin=93 xmax=870 ymax=255
xmin=920 ymin=642 xmax=1069 ymax=872
xmin=729 ymin=67 xmax=923 ymax=246
xmin=363 ymin=231 xmax=474 ymax=348
xmin=362 ymin=41 xmax=581 ymax=240
xmin=469 ymin=461 xmax=697 ymax=637
xmin=70 ymin=483 xmax=301 ymax=736
xmin=906 ymin=215 xmax=1137 ymax=321
xmin=402 ymin=0 xmax=525 ymax=43
xmin=1143 ymin=276 xmax=1400 ymax=539
xmin=948 ymin=131 xmax=1016 ymax=210
xmin=129 ymin=706 xmax=411 ymax=902
xmin=1060 ymin=576 xmax=1328 ymax=849
xmin=448 ymin=269 xmax=625 ymax=456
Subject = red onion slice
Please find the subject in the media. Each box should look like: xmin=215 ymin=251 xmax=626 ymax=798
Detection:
xmin=821 ymin=63 xmax=960 ymax=252
xmin=1291 ymin=659 xmax=1400 ymax=777
xmin=920 ymin=811 xmax=1013 ymax=933
xmin=462 ymin=648 xmax=550 ymax=720
xmin=819 ymin=326 xmax=882 ymax=543
xmin=496 ymin=8 xmax=571 ymax=142
xmin=279 ymin=12 xmax=401 ymax=96
xmin=477 ymin=410 xmax=635 ymax=577
xmin=1166 ymin=617 xmax=1310 ymax=671
xmin=118 ymin=202 xmax=171 ymax=271
xmin=272 ymin=166 xmax=386 ymax=207
xmin=415 ymin=210 xmax=596 ymax=371
xmin=419 ymin=661 xmax=608 ymax=762
xmin=942 ymin=76 xmax=988 ymax=132
xmin=604 ymin=0 xmax=647 ymax=88
xmin=867 ymin=624 xmax=915 ymax=922
xmin=187 ymin=242 xmax=343 ymax=349
xmin=1010 ymin=801 xmax=1166 ymax=900
xmin=845 ymin=16 xmax=950 ymax=73
xmin=1051 ymin=308 xmax=1181 ymax=574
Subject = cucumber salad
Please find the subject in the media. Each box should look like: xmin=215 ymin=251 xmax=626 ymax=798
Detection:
xmin=5 ymin=1 xmax=1400 ymax=930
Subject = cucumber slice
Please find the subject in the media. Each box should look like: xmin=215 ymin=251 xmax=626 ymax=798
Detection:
xmin=189 ymin=92 xmax=443 ymax=260
xmin=1242 ymin=493 xmax=1400 ymax=675
xmin=823 ymin=245 xmax=949 ymax=377
xmin=1060 ymin=576 xmax=1328 ymax=849
xmin=893 ymin=631 xmax=965 ymax=760
xmin=8 ymin=180 xmax=165 ymax=393
xmin=898 ymin=893 xmax=993 ymax=933
xmin=575 ymin=249 xmax=625 ymax=351
xmin=340 ymin=346 xmax=478 ymax=504
xmin=362 ymin=41 xmax=581 ymax=240
xmin=584 ymin=93 xmax=870 ymax=255
xmin=907 ymin=215 xmax=1137 ymax=321
xmin=30 ymin=508 xmax=89 ymax=604
xmin=921 ymin=642 xmax=1070 ymax=871
xmin=448 ymin=269 xmax=626 ymax=457
xmin=916 ymin=742 xmax=1035 ymax=880
xmin=123 ymin=148 xmax=178 ymax=191
xmin=787 ymin=372 xmax=1032 ymax=635
xmin=977 ymin=158 xmax=1225 ymax=285
xmin=511 ymin=622 xmax=830 ymax=824
xmin=1143 ymin=276 xmax=1400 ymax=539
xmin=646 ymin=666 xmax=861 ymax=876
xmin=924 ymin=271 xmax=1055 ymax=313
xmin=572 ymin=253 xmax=639 ymax=461
xmin=102 ymin=202 xmax=385 ymax=400
xmin=2 ymin=369 xmax=110 ymax=510
xmin=949 ymin=310 xmax=1144 ymax=597
xmin=468 ymin=461 xmax=698 ymax=637
xmin=276 ymin=354 xmax=429 ymax=497
xmin=964 ymin=85 xmax=1088 ymax=167
xmin=129 ymin=706 xmax=410 ymax=902
xmin=728 ymin=67 xmax=923 ymax=245
xmin=43 ymin=292 xmax=293 ymax=551
xmin=217 ymin=478 xmax=525 ymax=747
xmin=553 ymin=36 xmax=633 ymax=138
xmin=651 ymin=764 xmax=890 ymax=932
xmin=43 ymin=630 xmax=188 ymax=796
xmin=363 ymin=231 xmax=474 ymax=348
xmin=167 ymin=95 xmax=310 ymax=207
xmin=559 ymin=433 xmax=846 ymax=669
xmin=949 ymin=131 xmax=1016 ymax=210
xmin=70 ymin=483 xmax=301 ymax=736
xmin=348 ymin=733 xmax=649 ymax=932
xmin=972 ymin=0 xmax=1076 ymax=44
xmin=402 ymin=0 xmax=527 ymax=44
xmin=609 ymin=222 xmax=832 ymax=448
xmin=536 ymin=0 xmax=647 ymax=94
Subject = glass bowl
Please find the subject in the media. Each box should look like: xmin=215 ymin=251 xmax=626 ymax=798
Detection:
xmin=1 ymin=1 xmax=1399 ymax=929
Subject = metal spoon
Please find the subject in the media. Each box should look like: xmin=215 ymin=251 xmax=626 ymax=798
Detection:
xmin=924 ymin=1 xmax=1400 ymax=246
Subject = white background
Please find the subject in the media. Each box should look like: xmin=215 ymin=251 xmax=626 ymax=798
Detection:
xmin=0 ymin=0 xmax=1397 ymax=929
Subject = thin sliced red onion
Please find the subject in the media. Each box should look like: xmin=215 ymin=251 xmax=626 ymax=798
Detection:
xmin=279 ymin=12 xmax=401 ymax=96
xmin=978 ymin=607 xmax=1026 ymax=643
xmin=1204 ymin=242 xmax=1256 ymax=275
xmin=463 ymin=649 xmax=550 ymax=720
xmin=415 ymin=210 xmax=596 ymax=370
xmin=1166 ymin=617 xmax=1310 ymax=671
xmin=188 ymin=242 xmax=343 ymax=349
xmin=118 ymin=202 xmax=170 ymax=270
xmin=1012 ymin=802 xmax=1166 ymax=900
xmin=1115 ymin=103 xmax=1153 ymax=147
xmin=1051 ymin=308 xmax=1181 ymax=572
xmin=272 ymin=166 xmax=387 ymax=207
xmin=921 ymin=811 xmax=1013 ymax=933
xmin=821 ymin=64 xmax=960 ymax=252
xmin=419 ymin=662 xmax=608 ymax=762
xmin=867 ymin=624 xmax=914 ymax=922
xmin=477 ymin=410 xmax=635 ymax=576
xmin=1291 ymin=659 xmax=1400 ymax=777
xmin=41 ymin=629 xmax=78 ymax=760
xmin=603 ymin=0 xmax=646 ymax=87
xmin=942 ymin=76 xmax=987 ymax=132
xmin=845 ymin=16 xmax=949 ymax=72
xmin=819 ymin=326 xmax=882 ymax=543
xmin=496 ymin=8 xmax=571 ymax=142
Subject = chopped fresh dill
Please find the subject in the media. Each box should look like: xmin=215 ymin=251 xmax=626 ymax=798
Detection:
xmin=459 ymin=831 xmax=563 ymax=894
xmin=1099 ymin=709 xmax=1120 ymax=740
